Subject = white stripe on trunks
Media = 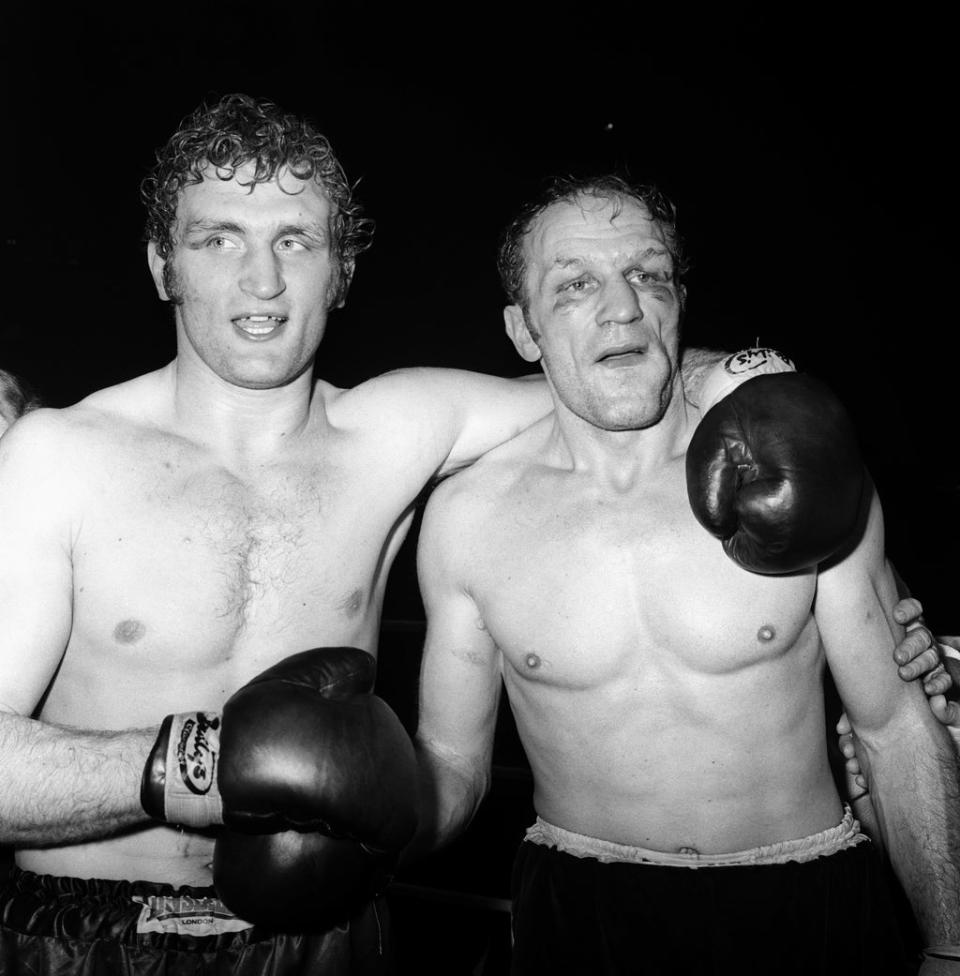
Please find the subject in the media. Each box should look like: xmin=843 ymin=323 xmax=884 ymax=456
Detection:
xmin=524 ymin=805 xmax=868 ymax=868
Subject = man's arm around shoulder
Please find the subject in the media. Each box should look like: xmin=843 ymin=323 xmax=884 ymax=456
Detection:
xmin=341 ymin=367 xmax=551 ymax=481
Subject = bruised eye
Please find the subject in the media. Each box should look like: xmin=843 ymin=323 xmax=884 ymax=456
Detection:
xmin=559 ymin=277 xmax=595 ymax=294
xmin=627 ymin=267 xmax=672 ymax=285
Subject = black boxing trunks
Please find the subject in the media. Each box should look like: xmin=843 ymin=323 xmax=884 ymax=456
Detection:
xmin=510 ymin=810 xmax=918 ymax=976
xmin=0 ymin=867 xmax=393 ymax=975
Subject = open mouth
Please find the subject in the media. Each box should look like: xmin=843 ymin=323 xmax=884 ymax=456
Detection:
xmin=597 ymin=345 xmax=646 ymax=366
xmin=232 ymin=315 xmax=288 ymax=337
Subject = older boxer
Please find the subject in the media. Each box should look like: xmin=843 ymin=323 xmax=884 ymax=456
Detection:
xmin=413 ymin=175 xmax=960 ymax=975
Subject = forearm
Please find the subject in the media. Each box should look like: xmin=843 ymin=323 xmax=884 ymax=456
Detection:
xmin=864 ymin=719 xmax=960 ymax=944
xmin=0 ymin=712 xmax=154 ymax=845
xmin=404 ymin=740 xmax=489 ymax=865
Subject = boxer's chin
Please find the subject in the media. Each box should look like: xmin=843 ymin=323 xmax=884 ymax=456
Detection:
xmin=572 ymin=389 xmax=671 ymax=433
xmin=589 ymin=373 xmax=674 ymax=431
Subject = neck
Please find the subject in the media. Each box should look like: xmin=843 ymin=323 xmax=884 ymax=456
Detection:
xmin=546 ymin=385 xmax=697 ymax=490
xmin=166 ymin=357 xmax=320 ymax=461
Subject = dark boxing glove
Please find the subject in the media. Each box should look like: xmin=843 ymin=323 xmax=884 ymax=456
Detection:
xmin=141 ymin=647 xmax=419 ymax=930
xmin=685 ymin=348 xmax=864 ymax=574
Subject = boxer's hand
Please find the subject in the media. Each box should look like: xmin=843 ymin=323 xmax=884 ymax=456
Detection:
xmin=685 ymin=348 xmax=864 ymax=574
xmin=216 ymin=648 xmax=416 ymax=845
xmin=141 ymin=711 xmax=224 ymax=827
xmin=836 ymin=711 xmax=870 ymax=797
xmin=141 ymin=647 xmax=419 ymax=929
xmin=142 ymin=647 xmax=415 ymax=835
xmin=887 ymin=599 xmax=960 ymax=728
xmin=214 ymin=647 xmax=419 ymax=929
xmin=942 ymin=637 xmax=960 ymax=694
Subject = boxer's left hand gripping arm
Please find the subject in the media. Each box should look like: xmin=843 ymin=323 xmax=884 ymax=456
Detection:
xmin=816 ymin=484 xmax=960 ymax=951
xmin=408 ymin=478 xmax=501 ymax=860
xmin=886 ymin=598 xmax=960 ymax=728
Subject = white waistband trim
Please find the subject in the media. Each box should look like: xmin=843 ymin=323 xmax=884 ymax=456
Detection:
xmin=524 ymin=805 xmax=868 ymax=868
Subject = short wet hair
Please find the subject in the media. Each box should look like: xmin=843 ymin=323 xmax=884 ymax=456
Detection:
xmin=497 ymin=174 xmax=687 ymax=311
xmin=141 ymin=93 xmax=373 ymax=303
xmin=0 ymin=369 xmax=42 ymax=426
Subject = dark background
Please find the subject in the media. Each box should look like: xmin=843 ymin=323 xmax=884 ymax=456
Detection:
xmin=2 ymin=6 xmax=955 ymax=969
xmin=5 ymin=5 xmax=954 ymax=627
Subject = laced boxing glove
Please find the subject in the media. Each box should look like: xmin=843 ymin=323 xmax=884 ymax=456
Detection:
xmin=685 ymin=348 xmax=864 ymax=574
xmin=141 ymin=646 xmax=419 ymax=930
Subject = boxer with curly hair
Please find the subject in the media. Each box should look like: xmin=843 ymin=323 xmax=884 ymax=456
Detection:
xmin=0 ymin=92 xmax=557 ymax=975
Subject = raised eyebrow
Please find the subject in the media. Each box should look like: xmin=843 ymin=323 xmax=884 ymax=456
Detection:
xmin=183 ymin=219 xmax=246 ymax=236
xmin=274 ymin=222 xmax=329 ymax=243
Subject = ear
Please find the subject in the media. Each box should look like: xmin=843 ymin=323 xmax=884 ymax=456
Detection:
xmin=504 ymin=305 xmax=541 ymax=363
xmin=147 ymin=242 xmax=170 ymax=301
xmin=333 ymin=256 xmax=355 ymax=309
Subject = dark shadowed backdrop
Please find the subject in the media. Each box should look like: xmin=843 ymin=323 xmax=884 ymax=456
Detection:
xmin=5 ymin=6 xmax=956 ymax=625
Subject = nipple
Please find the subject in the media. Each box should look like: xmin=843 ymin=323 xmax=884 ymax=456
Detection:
xmin=757 ymin=624 xmax=776 ymax=642
xmin=113 ymin=619 xmax=146 ymax=645
xmin=525 ymin=654 xmax=541 ymax=670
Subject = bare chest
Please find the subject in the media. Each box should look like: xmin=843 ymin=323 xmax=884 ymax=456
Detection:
xmin=471 ymin=483 xmax=817 ymax=688
xmin=69 ymin=448 xmax=412 ymax=678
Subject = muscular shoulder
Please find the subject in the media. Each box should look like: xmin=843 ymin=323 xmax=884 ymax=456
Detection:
xmin=421 ymin=422 xmax=544 ymax=551
xmin=327 ymin=367 xmax=550 ymax=477
xmin=0 ymin=405 xmax=91 ymax=473
xmin=0 ymin=371 xmax=169 ymax=485
xmin=331 ymin=367 xmax=465 ymax=412
xmin=0 ymin=408 xmax=90 ymax=530
xmin=329 ymin=367 xmax=521 ymax=427
xmin=75 ymin=369 xmax=171 ymax=428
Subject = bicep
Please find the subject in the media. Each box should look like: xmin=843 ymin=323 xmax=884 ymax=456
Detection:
xmin=332 ymin=368 xmax=550 ymax=482
xmin=421 ymin=370 xmax=549 ymax=476
xmin=415 ymin=491 xmax=501 ymax=775
xmin=0 ymin=418 xmax=75 ymax=715
xmin=815 ymin=488 xmax=930 ymax=735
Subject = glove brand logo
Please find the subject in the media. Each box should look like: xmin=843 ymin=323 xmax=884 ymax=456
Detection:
xmin=724 ymin=347 xmax=795 ymax=376
xmin=177 ymin=711 xmax=220 ymax=796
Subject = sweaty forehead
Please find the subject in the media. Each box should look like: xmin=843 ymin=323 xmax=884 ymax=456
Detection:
xmin=175 ymin=161 xmax=334 ymax=226
xmin=526 ymin=196 xmax=668 ymax=270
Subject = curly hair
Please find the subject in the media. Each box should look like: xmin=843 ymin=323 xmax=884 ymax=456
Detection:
xmin=497 ymin=174 xmax=688 ymax=312
xmin=0 ymin=369 xmax=42 ymax=426
xmin=141 ymin=93 xmax=373 ymax=303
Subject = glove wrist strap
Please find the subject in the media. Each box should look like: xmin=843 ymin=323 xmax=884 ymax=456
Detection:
xmin=699 ymin=347 xmax=796 ymax=414
xmin=155 ymin=711 xmax=224 ymax=828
